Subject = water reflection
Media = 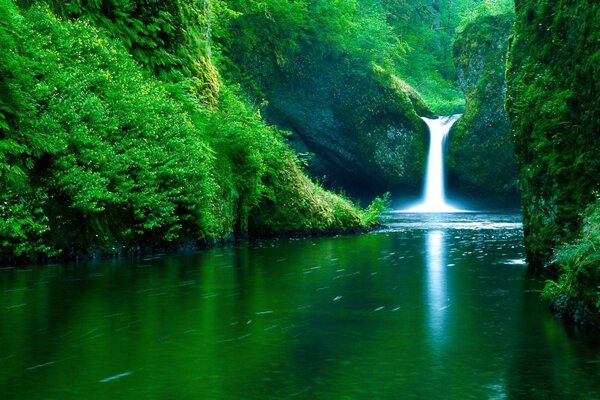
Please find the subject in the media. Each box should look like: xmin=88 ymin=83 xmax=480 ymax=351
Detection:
xmin=1 ymin=213 xmax=599 ymax=399
xmin=426 ymin=230 xmax=449 ymax=347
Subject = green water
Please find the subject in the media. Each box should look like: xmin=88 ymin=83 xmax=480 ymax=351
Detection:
xmin=1 ymin=213 xmax=598 ymax=399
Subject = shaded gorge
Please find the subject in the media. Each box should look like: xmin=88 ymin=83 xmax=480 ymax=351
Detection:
xmin=1 ymin=213 xmax=599 ymax=399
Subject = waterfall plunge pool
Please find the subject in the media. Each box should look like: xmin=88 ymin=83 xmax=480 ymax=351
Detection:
xmin=1 ymin=212 xmax=599 ymax=399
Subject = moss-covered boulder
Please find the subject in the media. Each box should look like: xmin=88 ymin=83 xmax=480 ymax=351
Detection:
xmin=449 ymin=13 xmax=518 ymax=201
xmin=214 ymin=0 xmax=434 ymax=195
xmin=265 ymin=58 xmax=432 ymax=194
xmin=506 ymin=0 xmax=600 ymax=270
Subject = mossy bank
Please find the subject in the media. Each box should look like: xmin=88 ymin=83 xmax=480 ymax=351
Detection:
xmin=0 ymin=0 xmax=386 ymax=263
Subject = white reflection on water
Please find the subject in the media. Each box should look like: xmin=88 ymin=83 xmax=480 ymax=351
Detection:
xmin=380 ymin=212 xmax=523 ymax=234
xmin=426 ymin=230 xmax=449 ymax=346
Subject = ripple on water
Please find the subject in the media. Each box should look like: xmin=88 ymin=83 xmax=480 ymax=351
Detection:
xmin=498 ymin=259 xmax=528 ymax=266
xmin=380 ymin=212 xmax=523 ymax=233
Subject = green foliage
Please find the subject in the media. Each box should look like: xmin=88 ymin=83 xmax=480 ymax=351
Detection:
xmin=0 ymin=0 xmax=37 ymax=187
xmin=0 ymin=189 xmax=54 ymax=258
xmin=390 ymin=0 xmax=483 ymax=114
xmin=248 ymin=157 xmax=365 ymax=235
xmin=542 ymin=199 xmax=600 ymax=326
xmin=213 ymin=0 xmax=446 ymax=192
xmin=215 ymin=0 xmax=513 ymax=117
xmin=449 ymin=13 xmax=517 ymax=197
xmin=362 ymin=192 xmax=391 ymax=226
xmin=206 ymin=86 xmax=375 ymax=236
xmin=456 ymin=0 xmax=514 ymax=33
xmin=214 ymin=0 xmax=405 ymax=83
xmin=385 ymin=0 xmax=516 ymax=114
xmin=204 ymin=85 xmax=288 ymax=234
xmin=506 ymin=0 xmax=600 ymax=267
xmin=2 ymin=4 xmax=220 ymax=248
xmin=46 ymin=0 xmax=221 ymax=105
xmin=0 ymin=0 xmax=380 ymax=261
xmin=399 ymin=59 xmax=465 ymax=115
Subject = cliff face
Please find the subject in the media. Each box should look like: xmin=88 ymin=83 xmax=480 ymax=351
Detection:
xmin=450 ymin=13 xmax=518 ymax=202
xmin=505 ymin=0 xmax=599 ymax=268
xmin=216 ymin=0 xmax=434 ymax=195
xmin=266 ymin=61 xmax=432 ymax=194
xmin=506 ymin=1 xmax=599 ymax=325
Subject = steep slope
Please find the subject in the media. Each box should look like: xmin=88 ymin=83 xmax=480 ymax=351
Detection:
xmin=266 ymin=63 xmax=432 ymax=194
xmin=450 ymin=13 xmax=518 ymax=202
xmin=506 ymin=0 xmax=599 ymax=325
xmin=217 ymin=0 xmax=433 ymax=195
xmin=0 ymin=0 xmax=382 ymax=262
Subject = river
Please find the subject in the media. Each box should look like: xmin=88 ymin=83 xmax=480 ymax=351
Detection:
xmin=1 ymin=212 xmax=598 ymax=399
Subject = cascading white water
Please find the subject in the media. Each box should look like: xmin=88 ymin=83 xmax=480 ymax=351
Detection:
xmin=407 ymin=114 xmax=462 ymax=213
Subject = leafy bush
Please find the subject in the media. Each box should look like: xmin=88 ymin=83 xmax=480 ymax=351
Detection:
xmin=543 ymin=199 xmax=600 ymax=326
xmin=456 ymin=0 xmax=514 ymax=33
xmin=0 ymin=0 xmax=382 ymax=261
xmin=214 ymin=0 xmax=404 ymax=81
xmin=46 ymin=0 xmax=220 ymax=105
xmin=362 ymin=192 xmax=391 ymax=226
xmin=0 ymin=188 xmax=53 ymax=259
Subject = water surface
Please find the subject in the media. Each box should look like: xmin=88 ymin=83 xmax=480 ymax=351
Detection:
xmin=1 ymin=212 xmax=598 ymax=399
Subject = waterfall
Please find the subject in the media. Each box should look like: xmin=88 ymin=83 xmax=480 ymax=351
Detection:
xmin=407 ymin=115 xmax=462 ymax=213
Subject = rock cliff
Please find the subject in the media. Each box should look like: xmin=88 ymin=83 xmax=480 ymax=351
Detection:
xmin=266 ymin=61 xmax=432 ymax=194
xmin=506 ymin=0 xmax=599 ymax=267
xmin=506 ymin=0 xmax=599 ymax=326
xmin=450 ymin=13 xmax=518 ymax=202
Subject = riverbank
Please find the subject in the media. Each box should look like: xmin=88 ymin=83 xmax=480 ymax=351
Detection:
xmin=0 ymin=222 xmax=382 ymax=267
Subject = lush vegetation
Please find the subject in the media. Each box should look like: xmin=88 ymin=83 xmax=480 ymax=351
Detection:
xmin=208 ymin=0 xmax=518 ymax=194
xmin=543 ymin=199 xmax=600 ymax=327
xmin=214 ymin=0 xmax=436 ymax=193
xmin=0 ymin=0 xmax=524 ymax=262
xmin=392 ymin=0 xmax=513 ymax=114
xmin=506 ymin=0 xmax=599 ymax=325
xmin=215 ymin=0 xmax=513 ymax=116
xmin=506 ymin=0 xmax=599 ymax=265
xmin=0 ymin=0 xmax=598 ymax=330
xmin=449 ymin=12 xmax=517 ymax=201
xmin=0 ymin=0 xmax=390 ymax=262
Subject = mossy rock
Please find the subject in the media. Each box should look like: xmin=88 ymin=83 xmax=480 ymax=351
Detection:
xmin=264 ymin=54 xmax=432 ymax=195
xmin=449 ymin=13 xmax=518 ymax=201
xmin=506 ymin=0 xmax=600 ymax=268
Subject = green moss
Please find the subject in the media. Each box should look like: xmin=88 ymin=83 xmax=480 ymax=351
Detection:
xmin=372 ymin=65 xmax=434 ymax=121
xmin=45 ymin=0 xmax=221 ymax=106
xmin=506 ymin=0 xmax=600 ymax=268
xmin=250 ymin=50 xmax=430 ymax=193
xmin=0 ymin=0 xmax=381 ymax=262
xmin=248 ymin=153 xmax=377 ymax=235
xmin=212 ymin=0 xmax=435 ymax=193
xmin=449 ymin=13 xmax=517 ymax=198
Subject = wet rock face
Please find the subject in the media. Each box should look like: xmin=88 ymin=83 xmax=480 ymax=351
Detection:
xmin=506 ymin=0 xmax=600 ymax=268
xmin=264 ymin=58 xmax=431 ymax=195
xmin=449 ymin=13 xmax=518 ymax=202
